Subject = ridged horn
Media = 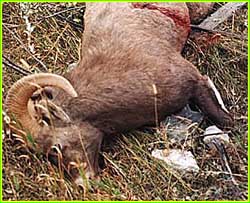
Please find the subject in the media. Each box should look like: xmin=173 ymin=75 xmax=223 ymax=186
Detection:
xmin=5 ymin=73 xmax=78 ymax=135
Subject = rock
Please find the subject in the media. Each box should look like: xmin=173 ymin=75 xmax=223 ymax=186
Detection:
xmin=152 ymin=149 xmax=199 ymax=174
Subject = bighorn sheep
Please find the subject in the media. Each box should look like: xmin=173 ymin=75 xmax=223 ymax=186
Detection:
xmin=6 ymin=3 xmax=232 ymax=184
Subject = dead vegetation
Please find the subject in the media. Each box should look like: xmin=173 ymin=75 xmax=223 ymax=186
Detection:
xmin=2 ymin=3 xmax=248 ymax=200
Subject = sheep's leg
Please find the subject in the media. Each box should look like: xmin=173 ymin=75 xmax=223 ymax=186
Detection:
xmin=192 ymin=76 xmax=233 ymax=128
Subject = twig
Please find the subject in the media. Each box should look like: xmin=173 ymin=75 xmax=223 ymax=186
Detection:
xmin=3 ymin=55 xmax=31 ymax=76
xmin=212 ymin=139 xmax=238 ymax=185
xmin=56 ymin=14 xmax=83 ymax=31
xmin=39 ymin=24 xmax=70 ymax=62
xmin=3 ymin=24 xmax=47 ymax=72
xmin=152 ymin=84 xmax=159 ymax=129
xmin=37 ymin=6 xmax=85 ymax=21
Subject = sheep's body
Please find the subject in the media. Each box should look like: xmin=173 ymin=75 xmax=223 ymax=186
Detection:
xmin=55 ymin=3 xmax=229 ymax=135
xmin=6 ymin=3 xmax=232 ymax=183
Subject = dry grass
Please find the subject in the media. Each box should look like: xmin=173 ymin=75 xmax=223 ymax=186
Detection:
xmin=2 ymin=3 xmax=248 ymax=200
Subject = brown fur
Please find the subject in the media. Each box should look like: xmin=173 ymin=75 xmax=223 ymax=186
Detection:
xmin=187 ymin=3 xmax=215 ymax=24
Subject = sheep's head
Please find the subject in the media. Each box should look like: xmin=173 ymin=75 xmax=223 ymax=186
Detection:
xmin=5 ymin=73 xmax=102 ymax=183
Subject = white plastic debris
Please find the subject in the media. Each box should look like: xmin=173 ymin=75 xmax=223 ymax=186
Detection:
xmin=2 ymin=130 xmax=5 ymax=140
xmin=244 ymin=20 xmax=248 ymax=28
xmin=67 ymin=62 xmax=78 ymax=72
xmin=152 ymin=149 xmax=199 ymax=173
xmin=203 ymin=125 xmax=230 ymax=144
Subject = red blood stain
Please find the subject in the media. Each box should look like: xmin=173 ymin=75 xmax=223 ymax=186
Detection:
xmin=132 ymin=3 xmax=190 ymax=31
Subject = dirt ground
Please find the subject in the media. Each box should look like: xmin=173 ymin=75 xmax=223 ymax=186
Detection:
xmin=2 ymin=3 xmax=248 ymax=201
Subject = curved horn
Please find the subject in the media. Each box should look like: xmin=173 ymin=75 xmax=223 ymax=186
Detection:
xmin=5 ymin=73 xmax=77 ymax=135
